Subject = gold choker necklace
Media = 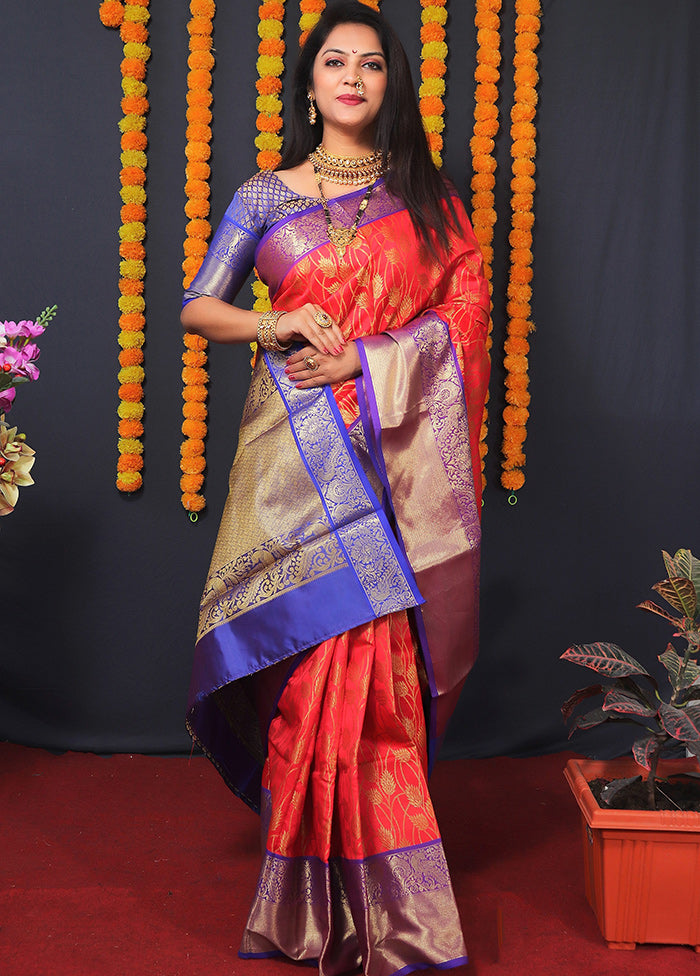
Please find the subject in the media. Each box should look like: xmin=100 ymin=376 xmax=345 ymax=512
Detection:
xmin=308 ymin=145 xmax=386 ymax=186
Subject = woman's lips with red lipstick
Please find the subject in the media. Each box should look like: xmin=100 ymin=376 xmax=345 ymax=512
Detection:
xmin=337 ymin=95 xmax=364 ymax=105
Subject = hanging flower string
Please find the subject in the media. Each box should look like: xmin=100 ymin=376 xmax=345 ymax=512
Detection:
xmin=501 ymin=0 xmax=541 ymax=496
xmin=249 ymin=0 xmax=287 ymax=363
xmin=418 ymin=0 xmax=448 ymax=168
xmin=470 ymin=0 xmax=501 ymax=489
xmin=299 ymin=0 xmax=324 ymax=47
xmin=256 ymin=2 xmax=287 ymax=171
xmin=180 ymin=0 xmax=216 ymax=517
xmin=99 ymin=0 xmax=150 ymax=493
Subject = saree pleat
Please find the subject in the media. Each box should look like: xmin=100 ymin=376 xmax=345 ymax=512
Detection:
xmin=241 ymin=612 xmax=467 ymax=976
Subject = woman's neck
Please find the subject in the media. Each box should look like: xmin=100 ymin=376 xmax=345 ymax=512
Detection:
xmin=318 ymin=126 xmax=376 ymax=158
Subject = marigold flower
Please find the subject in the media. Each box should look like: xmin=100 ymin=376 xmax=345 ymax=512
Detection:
xmin=182 ymin=419 xmax=208 ymax=439
xmin=191 ymin=0 xmax=215 ymax=16
xmin=182 ymin=383 xmax=207 ymax=403
xmin=185 ymin=142 xmax=211 ymax=163
xmin=181 ymin=455 xmax=207 ymax=475
xmin=118 ymin=419 xmax=144 ymax=438
xmin=118 ymin=366 xmax=145 ymax=386
xmin=119 ymin=312 xmax=146 ymax=331
xmin=116 ymin=471 xmax=142 ymax=492
xmin=118 ymin=436 xmax=144 ymax=456
xmin=119 ymin=346 xmax=143 ymax=367
xmin=99 ymin=1 xmax=124 ymax=28
xmin=187 ymin=17 xmax=213 ymax=37
xmin=186 ymin=88 xmax=213 ymax=108
xmin=118 ymin=278 xmax=144 ymax=297
xmin=475 ymin=63 xmax=500 ymax=85
xmin=183 ymin=401 xmax=207 ymax=421
xmin=181 ymin=475 xmax=204 ymax=494
xmin=118 ymin=382 xmax=144 ymax=402
xmin=188 ymin=50 xmax=215 ymax=72
xmin=181 ymin=490 xmax=206 ymax=512
xmin=118 ymin=400 xmax=145 ymax=420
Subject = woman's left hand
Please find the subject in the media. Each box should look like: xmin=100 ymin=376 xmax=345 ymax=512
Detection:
xmin=285 ymin=341 xmax=362 ymax=388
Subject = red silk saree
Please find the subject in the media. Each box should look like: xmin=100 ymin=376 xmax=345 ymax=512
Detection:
xmin=184 ymin=171 xmax=490 ymax=976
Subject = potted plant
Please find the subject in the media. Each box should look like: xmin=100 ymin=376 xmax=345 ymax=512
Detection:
xmin=561 ymin=548 xmax=700 ymax=950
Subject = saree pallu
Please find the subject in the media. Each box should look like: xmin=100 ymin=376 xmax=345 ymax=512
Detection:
xmin=185 ymin=173 xmax=489 ymax=976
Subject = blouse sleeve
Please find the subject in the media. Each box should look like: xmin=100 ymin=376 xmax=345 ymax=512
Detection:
xmin=182 ymin=182 xmax=264 ymax=307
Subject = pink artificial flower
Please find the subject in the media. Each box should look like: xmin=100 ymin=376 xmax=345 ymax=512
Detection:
xmin=0 ymin=388 xmax=16 ymax=412
xmin=0 ymin=345 xmax=40 ymax=381
xmin=17 ymin=320 xmax=45 ymax=338
xmin=1 ymin=321 xmax=23 ymax=339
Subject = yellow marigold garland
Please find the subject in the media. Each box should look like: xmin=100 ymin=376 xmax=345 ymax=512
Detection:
xmin=256 ymin=2 xmax=286 ymax=171
xmin=418 ymin=0 xmax=447 ymax=168
xmin=180 ymin=0 xmax=215 ymax=516
xmin=248 ymin=1 xmax=288 ymax=363
xmin=299 ymin=0 xmax=324 ymax=47
xmin=470 ymin=0 xmax=501 ymax=490
xmin=501 ymin=0 xmax=541 ymax=495
xmin=99 ymin=0 xmax=151 ymax=493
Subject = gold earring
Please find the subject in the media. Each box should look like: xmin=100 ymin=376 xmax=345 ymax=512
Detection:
xmin=307 ymin=92 xmax=317 ymax=125
xmin=355 ymin=76 xmax=365 ymax=97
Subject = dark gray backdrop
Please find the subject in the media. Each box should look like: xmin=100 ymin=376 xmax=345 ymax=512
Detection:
xmin=1 ymin=1 xmax=698 ymax=759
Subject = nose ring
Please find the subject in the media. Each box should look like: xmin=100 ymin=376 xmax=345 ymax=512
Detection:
xmin=355 ymin=76 xmax=365 ymax=97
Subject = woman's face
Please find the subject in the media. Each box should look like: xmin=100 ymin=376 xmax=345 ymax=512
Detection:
xmin=310 ymin=23 xmax=387 ymax=146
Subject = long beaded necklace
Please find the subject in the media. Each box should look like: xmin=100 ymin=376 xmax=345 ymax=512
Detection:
xmin=308 ymin=144 xmax=387 ymax=258
xmin=313 ymin=168 xmax=373 ymax=258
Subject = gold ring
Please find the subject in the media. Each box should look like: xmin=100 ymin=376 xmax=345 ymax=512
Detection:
xmin=305 ymin=356 xmax=319 ymax=372
xmin=314 ymin=311 xmax=333 ymax=329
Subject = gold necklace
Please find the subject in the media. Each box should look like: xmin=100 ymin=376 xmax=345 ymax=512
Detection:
xmin=308 ymin=144 xmax=386 ymax=186
xmin=313 ymin=168 xmax=373 ymax=258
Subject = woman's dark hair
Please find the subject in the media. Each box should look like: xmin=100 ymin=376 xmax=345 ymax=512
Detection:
xmin=278 ymin=0 xmax=457 ymax=253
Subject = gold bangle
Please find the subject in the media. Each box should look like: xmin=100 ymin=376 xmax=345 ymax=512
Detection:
xmin=256 ymin=310 xmax=290 ymax=352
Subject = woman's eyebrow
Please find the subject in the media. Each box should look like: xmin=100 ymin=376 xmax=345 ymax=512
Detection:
xmin=321 ymin=47 xmax=385 ymax=58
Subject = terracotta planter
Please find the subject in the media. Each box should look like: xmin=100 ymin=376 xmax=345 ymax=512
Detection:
xmin=564 ymin=756 xmax=700 ymax=950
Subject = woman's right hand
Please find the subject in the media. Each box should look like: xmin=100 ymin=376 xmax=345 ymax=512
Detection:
xmin=275 ymin=304 xmax=345 ymax=356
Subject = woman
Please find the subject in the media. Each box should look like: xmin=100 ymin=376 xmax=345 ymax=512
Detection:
xmin=182 ymin=2 xmax=490 ymax=974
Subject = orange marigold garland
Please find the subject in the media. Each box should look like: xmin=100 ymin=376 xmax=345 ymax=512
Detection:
xmin=419 ymin=0 xmax=448 ymax=168
xmin=470 ymin=0 xmax=501 ymax=490
xmin=501 ymin=0 xmax=541 ymax=496
xmin=99 ymin=0 xmax=151 ymax=493
xmin=181 ymin=0 xmax=215 ymax=516
xmin=256 ymin=2 xmax=287 ymax=171
xmin=299 ymin=0 xmax=325 ymax=47
xmin=249 ymin=1 xmax=288 ymax=361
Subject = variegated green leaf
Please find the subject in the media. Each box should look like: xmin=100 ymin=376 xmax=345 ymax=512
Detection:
xmin=561 ymin=643 xmax=649 ymax=678
xmin=663 ymin=549 xmax=700 ymax=607
xmin=636 ymin=599 xmax=680 ymax=624
xmin=659 ymin=643 xmax=700 ymax=691
xmin=659 ymin=644 xmax=700 ymax=692
xmin=653 ymin=577 xmax=697 ymax=618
